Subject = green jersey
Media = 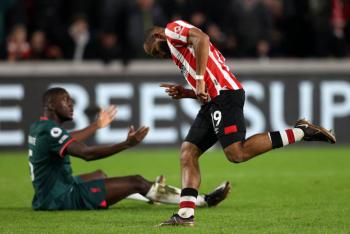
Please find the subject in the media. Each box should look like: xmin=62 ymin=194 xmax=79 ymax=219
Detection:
xmin=28 ymin=117 xmax=76 ymax=210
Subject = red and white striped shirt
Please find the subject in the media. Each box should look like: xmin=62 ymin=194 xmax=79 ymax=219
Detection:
xmin=165 ymin=20 xmax=243 ymax=99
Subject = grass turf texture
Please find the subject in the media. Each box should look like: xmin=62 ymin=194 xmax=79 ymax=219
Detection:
xmin=0 ymin=147 xmax=349 ymax=234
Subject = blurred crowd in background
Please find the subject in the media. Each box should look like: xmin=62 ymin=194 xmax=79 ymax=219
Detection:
xmin=1 ymin=0 xmax=350 ymax=64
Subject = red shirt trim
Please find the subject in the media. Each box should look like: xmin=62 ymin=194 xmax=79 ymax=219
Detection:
xmin=40 ymin=116 xmax=49 ymax=120
xmin=59 ymin=138 xmax=76 ymax=158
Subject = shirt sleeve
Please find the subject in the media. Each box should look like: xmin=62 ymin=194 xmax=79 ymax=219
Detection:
xmin=165 ymin=20 xmax=194 ymax=47
xmin=48 ymin=125 xmax=76 ymax=158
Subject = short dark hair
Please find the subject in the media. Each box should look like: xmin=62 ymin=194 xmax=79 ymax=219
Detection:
xmin=42 ymin=87 xmax=67 ymax=107
xmin=144 ymin=27 xmax=157 ymax=40
xmin=143 ymin=26 xmax=161 ymax=55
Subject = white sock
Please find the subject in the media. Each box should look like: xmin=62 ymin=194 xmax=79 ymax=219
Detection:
xmin=178 ymin=196 xmax=196 ymax=218
xmin=293 ymin=128 xmax=305 ymax=141
xmin=269 ymin=128 xmax=304 ymax=148
xmin=127 ymin=193 xmax=150 ymax=202
xmin=142 ymin=183 xmax=208 ymax=207
xmin=279 ymin=128 xmax=304 ymax=146
xmin=196 ymin=195 xmax=207 ymax=206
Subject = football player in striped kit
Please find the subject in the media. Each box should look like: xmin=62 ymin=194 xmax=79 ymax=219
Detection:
xmin=144 ymin=20 xmax=336 ymax=226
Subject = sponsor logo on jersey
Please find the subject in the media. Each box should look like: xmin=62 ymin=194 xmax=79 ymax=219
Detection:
xmin=59 ymin=135 xmax=69 ymax=144
xmin=174 ymin=26 xmax=183 ymax=34
xmin=50 ymin=127 xmax=62 ymax=138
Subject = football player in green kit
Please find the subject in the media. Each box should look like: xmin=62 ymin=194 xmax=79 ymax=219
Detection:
xmin=28 ymin=87 xmax=230 ymax=210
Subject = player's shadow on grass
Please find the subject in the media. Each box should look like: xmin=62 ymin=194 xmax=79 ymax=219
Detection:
xmin=0 ymin=206 xmax=178 ymax=211
xmin=0 ymin=207 xmax=32 ymax=212
xmin=107 ymin=202 xmax=179 ymax=212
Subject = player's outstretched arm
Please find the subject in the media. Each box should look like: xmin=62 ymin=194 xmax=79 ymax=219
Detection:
xmin=67 ymin=125 xmax=149 ymax=161
xmin=160 ymin=84 xmax=197 ymax=99
xmin=70 ymin=105 xmax=117 ymax=141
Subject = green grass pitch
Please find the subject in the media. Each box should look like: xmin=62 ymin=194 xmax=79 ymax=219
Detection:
xmin=0 ymin=147 xmax=349 ymax=234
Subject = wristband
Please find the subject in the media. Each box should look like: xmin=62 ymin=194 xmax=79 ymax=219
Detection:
xmin=195 ymin=75 xmax=204 ymax=80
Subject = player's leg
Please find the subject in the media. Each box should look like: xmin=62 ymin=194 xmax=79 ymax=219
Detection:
xmin=223 ymin=133 xmax=273 ymax=163
xmin=77 ymin=172 xmax=173 ymax=203
xmin=158 ymin=148 xmax=204 ymax=227
xmin=180 ymin=141 xmax=202 ymax=190
xmin=126 ymin=175 xmax=176 ymax=203
xmin=216 ymin=90 xmax=336 ymax=163
xmin=76 ymin=171 xmax=221 ymax=206
xmin=105 ymin=175 xmax=194 ymax=206
xmin=147 ymin=181 xmax=231 ymax=207
xmin=177 ymin=105 xmax=220 ymax=218
xmin=126 ymin=175 xmax=231 ymax=207
xmin=65 ymin=174 xmax=188 ymax=210
xmin=77 ymin=170 xmax=108 ymax=182
xmin=104 ymin=175 xmax=153 ymax=205
xmin=159 ymin=141 xmax=202 ymax=224
xmin=224 ymin=119 xmax=336 ymax=163
xmin=77 ymin=171 xmax=169 ymax=203
xmin=159 ymin=104 xmax=218 ymax=226
xmin=158 ymin=178 xmax=232 ymax=227
xmin=126 ymin=175 xmax=166 ymax=203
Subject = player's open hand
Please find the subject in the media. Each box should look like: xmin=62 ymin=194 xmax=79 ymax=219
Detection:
xmin=126 ymin=125 xmax=150 ymax=147
xmin=97 ymin=105 xmax=117 ymax=128
xmin=196 ymin=80 xmax=208 ymax=103
xmin=160 ymin=83 xmax=186 ymax=99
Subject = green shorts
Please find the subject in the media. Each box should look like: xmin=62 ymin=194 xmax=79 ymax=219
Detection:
xmin=60 ymin=176 xmax=108 ymax=210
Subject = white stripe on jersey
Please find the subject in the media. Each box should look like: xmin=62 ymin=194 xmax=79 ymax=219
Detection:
xmin=165 ymin=28 xmax=187 ymax=43
xmin=206 ymin=68 xmax=222 ymax=95
xmin=188 ymin=45 xmax=223 ymax=95
xmin=167 ymin=42 xmax=196 ymax=90
xmin=175 ymin=20 xmax=194 ymax=29
xmin=208 ymin=50 xmax=240 ymax=90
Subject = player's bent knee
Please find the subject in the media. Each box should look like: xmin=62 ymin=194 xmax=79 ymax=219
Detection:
xmin=132 ymin=174 xmax=145 ymax=183
xmin=95 ymin=169 xmax=108 ymax=179
xmin=224 ymin=149 xmax=244 ymax=163
xmin=131 ymin=175 xmax=149 ymax=194
xmin=180 ymin=142 xmax=191 ymax=154
xmin=132 ymin=175 xmax=147 ymax=185
xmin=180 ymin=150 xmax=198 ymax=168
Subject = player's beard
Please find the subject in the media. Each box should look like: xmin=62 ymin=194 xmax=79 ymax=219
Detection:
xmin=59 ymin=114 xmax=73 ymax=122
xmin=56 ymin=110 xmax=73 ymax=122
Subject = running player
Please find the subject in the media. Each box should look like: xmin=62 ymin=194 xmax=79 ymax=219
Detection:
xmin=28 ymin=87 xmax=230 ymax=210
xmin=143 ymin=20 xmax=336 ymax=226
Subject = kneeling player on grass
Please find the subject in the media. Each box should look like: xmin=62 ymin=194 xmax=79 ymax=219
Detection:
xmin=143 ymin=20 xmax=337 ymax=226
xmin=28 ymin=87 xmax=230 ymax=210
